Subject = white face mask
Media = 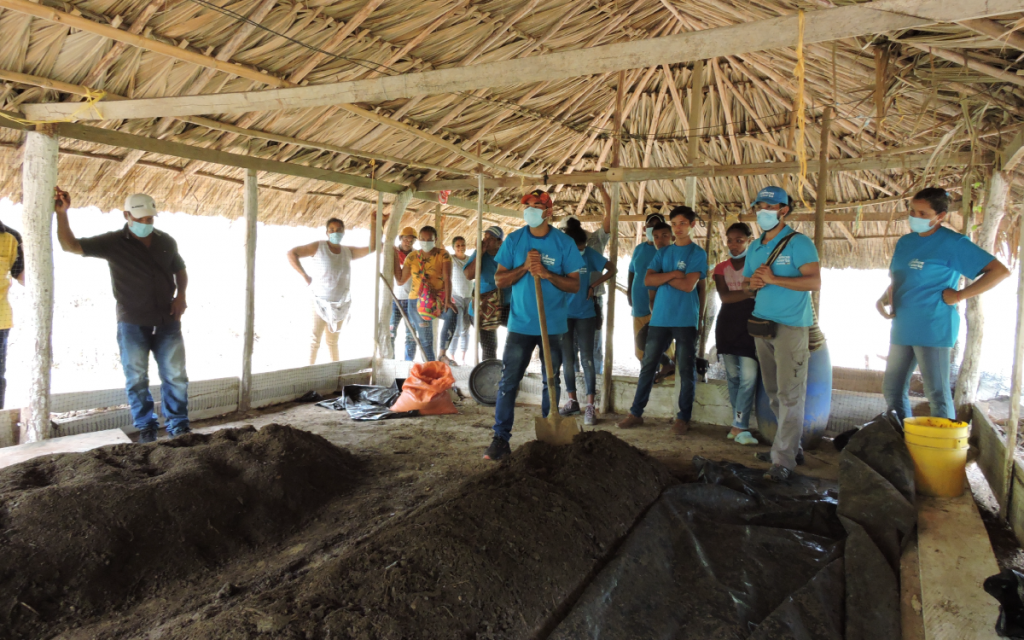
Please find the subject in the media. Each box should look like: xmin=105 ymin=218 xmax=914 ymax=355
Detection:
xmin=418 ymin=240 xmax=435 ymax=252
xmin=579 ymin=248 xmax=586 ymax=256
xmin=730 ymin=247 xmax=748 ymax=259
xmin=645 ymin=228 xmax=655 ymax=243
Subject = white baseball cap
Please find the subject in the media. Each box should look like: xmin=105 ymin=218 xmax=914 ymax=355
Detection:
xmin=124 ymin=193 xmax=158 ymax=217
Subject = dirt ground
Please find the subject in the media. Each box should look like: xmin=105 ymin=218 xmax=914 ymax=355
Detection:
xmin=1 ymin=396 xmax=842 ymax=639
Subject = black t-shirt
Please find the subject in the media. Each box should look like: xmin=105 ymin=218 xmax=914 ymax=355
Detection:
xmin=80 ymin=225 xmax=186 ymax=326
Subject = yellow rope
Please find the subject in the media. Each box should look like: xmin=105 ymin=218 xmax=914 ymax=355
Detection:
xmin=0 ymin=88 xmax=107 ymax=126
xmin=794 ymin=10 xmax=809 ymax=208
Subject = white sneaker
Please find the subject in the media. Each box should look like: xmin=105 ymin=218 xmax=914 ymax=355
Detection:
xmin=584 ymin=404 xmax=597 ymax=426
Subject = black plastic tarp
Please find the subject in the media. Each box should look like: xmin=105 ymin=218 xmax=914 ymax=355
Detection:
xmin=549 ymin=413 xmax=917 ymax=640
xmin=316 ymin=382 xmax=418 ymax=421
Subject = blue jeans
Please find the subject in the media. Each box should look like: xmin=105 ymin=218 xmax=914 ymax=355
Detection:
xmin=414 ymin=314 xmax=436 ymax=362
xmin=492 ymin=331 xmax=564 ymax=442
xmin=561 ymin=316 xmax=598 ymax=396
xmin=440 ymin=295 xmax=470 ymax=353
xmin=389 ymin=300 xmax=417 ymax=361
xmin=116 ymin=322 xmax=190 ymax=436
xmin=0 ymin=328 xmax=8 ymax=409
xmin=630 ymin=326 xmax=697 ymax=421
xmin=722 ymin=354 xmax=758 ymax=430
xmin=883 ymin=344 xmax=953 ymax=420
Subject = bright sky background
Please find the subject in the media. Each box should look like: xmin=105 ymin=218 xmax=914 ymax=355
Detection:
xmin=1 ymin=198 xmax=1018 ymax=406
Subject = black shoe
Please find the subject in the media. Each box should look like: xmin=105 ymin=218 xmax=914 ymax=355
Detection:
xmin=764 ymin=464 xmax=794 ymax=482
xmin=755 ymin=449 xmax=805 ymax=465
xmin=138 ymin=429 xmax=158 ymax=444
xmin=483 ymin=437 xmax=511 ymax=461
xmin=167 ymin=427 xmax=192 ymax=439
xmin=559 ymin=399 xmax=581 ymax=416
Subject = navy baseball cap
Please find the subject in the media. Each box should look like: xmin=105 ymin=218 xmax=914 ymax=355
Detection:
xmin=751 ymin=186 xmax=789 ymax=208
xmin=484 ymin=226 xmax=505 ymax=241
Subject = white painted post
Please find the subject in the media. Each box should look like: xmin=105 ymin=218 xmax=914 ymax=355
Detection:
xmin=1001 ymin=221 xmax=1024 ymax=520
xmin=472 ymin=174 xmax=484 ymax=365
xmin=599 ymin=182 xmax=619 ymax=414
xmin=238 ymin=169 xmax=258 ymax=412
xmin=375 ymin=190 xmax=413 ymax=360
xmin=20 ymin=125 xmax=58 ymax=442
xmin=372 ymin=191 xmax=383 ymax=369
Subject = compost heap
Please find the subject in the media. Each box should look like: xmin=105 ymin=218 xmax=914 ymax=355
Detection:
xmin=169 ymin=430 xmax=674 ymax=639
xmin=0 ymin=425 xmax=362 ymax=639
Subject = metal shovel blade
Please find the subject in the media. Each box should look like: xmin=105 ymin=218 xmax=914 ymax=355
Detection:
xmin=535 ymin=412 xmax=580 ymax=446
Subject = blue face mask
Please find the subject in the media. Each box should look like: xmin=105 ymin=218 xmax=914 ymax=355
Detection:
xmin=908 ymin=216 xmax=935 ymax=234
xmin=756 ymin=210 xmax=780 ymax=231
xmin=129 ymin=221 xmax=154 ymax=238
xmin=645 ymin=227 xmax=655 ymax=243
xmin=730 ymin=247 xmax=748 ymax=259
xmin=524 ymin=207 xmax=545 ymax=228
xmin=328 ymin=231 xmax=344 ymax=244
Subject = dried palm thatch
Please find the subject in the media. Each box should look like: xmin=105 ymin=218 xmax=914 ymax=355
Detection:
xmin=0 ymin=0 xmax=1021 ymax=269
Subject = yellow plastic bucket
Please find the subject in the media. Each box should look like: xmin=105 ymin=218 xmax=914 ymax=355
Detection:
xmin=904 ymin=432 xmax=969 ymax=450
xmin=903 ymin=417 xmax=970 ymax=439
xmin=904 ymin=417 xmax=969 ymax=498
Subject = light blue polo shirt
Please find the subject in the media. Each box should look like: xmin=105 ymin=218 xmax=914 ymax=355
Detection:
xmin=628 ymin=242 xmax=658 ymax=317
xmin=568 ymin=247 xmax=608 ymax=320
xmin=743 ymin=226 xmax=819 ymax=327
xmin=648 ymin=242 xmax=707 ymax=328
xmin=890 ymin=226 xmax=994 ymax=348
xmin=495 ymin=225 xmax=585 ymax=335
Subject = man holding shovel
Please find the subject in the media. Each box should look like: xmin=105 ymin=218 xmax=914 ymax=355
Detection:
xmin=483 ymin=190 xmax=584 ymax=461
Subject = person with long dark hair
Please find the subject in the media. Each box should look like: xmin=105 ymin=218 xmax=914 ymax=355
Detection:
xmin=559 ymin=218 xmax=616 ymax=425
xmin=713 ymin=222 xmax=759 ymax=445
xmin=877 ymin=187 xmax=1009 ymax=420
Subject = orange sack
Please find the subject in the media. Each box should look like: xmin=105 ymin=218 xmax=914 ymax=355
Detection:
xmin=390 ymin=361 xmax=459 ymax=415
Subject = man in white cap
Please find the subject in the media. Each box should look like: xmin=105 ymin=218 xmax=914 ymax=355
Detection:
xmin=53 ymin=188 xmax=190 ymax=443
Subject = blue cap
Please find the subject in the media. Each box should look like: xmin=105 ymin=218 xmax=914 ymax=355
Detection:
xmin=485 ymin=226 xmax=504 ymax=241
xmin=751 ymin=186 xmax=789 ymax=208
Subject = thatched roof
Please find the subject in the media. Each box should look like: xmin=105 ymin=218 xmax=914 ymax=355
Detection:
xmin=0 ymin=0 xmax=1022 ymax=268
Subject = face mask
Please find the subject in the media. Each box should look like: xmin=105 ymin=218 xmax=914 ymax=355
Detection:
xmin=129 ymin=221 xmax=154 ymax=238
xmin=579 ymin=248 xmax=586 ymax=256
xmin=730 ymin=247 xmax=748 ymax=259
xmin=908 ymin=216 xmax=935 ymax=234
xmin=645 ymin=228 xmax=655 ymax=243
xmin=418 ymin=240 xmax=435 ymax=252
xmin=524 ymin=207 xmax=545 ymax=228
xmin=328 ymin=231 xmax=344 ymax=244
xmin=756 ymin=210 xmax=780 ymax=231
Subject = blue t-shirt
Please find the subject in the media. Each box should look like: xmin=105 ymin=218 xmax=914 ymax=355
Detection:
xmin=568 ymin=247 xmax=609 ymax=320
xmin=743 ymin=226 xmax=819 ymax=327
xmin=495 ymin=225 xmax=585 ymax=335
xmin=628 ymin=242 xmax=658 ymax=317
xmin=648 ymin=243 xmax=707 ymax=328
xmin=465 ymin=251 xmax=511 ymax=317
xmin=890 ymin=226 xmax=994 ymax=348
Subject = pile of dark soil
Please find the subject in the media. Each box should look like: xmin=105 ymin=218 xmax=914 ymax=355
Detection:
xmin=181 ymin=430 xmax=674 ymax=639
xmin=0 ymin=424 xmax=361 ymax=639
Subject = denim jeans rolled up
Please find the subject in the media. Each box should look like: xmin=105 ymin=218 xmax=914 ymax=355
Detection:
xmin=116 ymin=321 xmax=190 ymax=435
xmin=722 ymin=354 xmax=759 ymax=430
xmin=414 ymin=313 xmax=437 ymax=362
xmin=0 ymin=328 xmax=8 ymax=409
xmin=882 ymin=344 xmax=954 ymax=420
xmin=440 ymin=295 xmax=470 ymax=353
xmin=561 ymin=316 xmax=599 ymax=396
xmin=389 ymin=300 xmax=417 ymax=361
xmin=630 ymin=326 xmax=697 ymax=421
xmin=492 ymin=331 xmax=564 ymax=442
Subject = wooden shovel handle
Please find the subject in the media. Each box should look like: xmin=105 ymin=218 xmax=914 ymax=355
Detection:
xmin=533 ymin=275 xmax=560 ymax=411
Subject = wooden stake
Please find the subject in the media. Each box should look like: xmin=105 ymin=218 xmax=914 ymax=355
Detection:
xmin=473 ymin=174 xmax=484 ymax=365
xmin=1002 ymin=216 xmax=1024 ymax=520
xmin=20 ymin=125 xmax=58 ymax=443
xmin=697 ymin=206 xmax=715 ymax=364
xmin=600 ymin=182 xmax=620 ymax=415
xmin=612 ymin=70 xmax=625 ymax=169
xmin=238 ymin=169 xmax=257 ymax=412
xmin=372 ymin=191 xmax=384 ymax=373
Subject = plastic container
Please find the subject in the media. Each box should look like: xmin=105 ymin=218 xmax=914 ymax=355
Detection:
xmin=755 ymin=343 xmax=832 ymax=450
xmin=903 ymin=417 xmax=970 ymax=497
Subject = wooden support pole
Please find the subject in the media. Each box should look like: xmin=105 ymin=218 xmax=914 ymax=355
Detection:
xmin=20 ymin=125 xmax=58 ymax=443
xmin=685 ymin=60 xmax=704 ymax=209
xmin=372 ymin=191 xmax=384 ymax=372
xmin=612 ymin=71 xmax=625 ymax=169
xmin=1001 ymin=215 xmax=1024 ymax=520
xmin=955 ymin=171 xmax=1008 ymax=419
xmin=600 ymin=182 xmax=620 ymax=415
xmin=375 ymin=190 xmax=413 ymax=360
xmin=697 ymin=206 xmax=715 ymax=368
xmin=238 ymin=169 xmax=258 ymax=412
xmin=473 ymin=174 xmax=484 ymax=364
xmin=812 ymin=107 xmax=833 ymax=314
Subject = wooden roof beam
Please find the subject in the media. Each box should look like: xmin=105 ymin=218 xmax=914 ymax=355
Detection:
xmin=957 ymin=18 xmax=1024 ymax=53
xmin=22 ymin=0 xmax=1022 ymax=122
xmin=902 ymin=42 xmax=1024 ymax=88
